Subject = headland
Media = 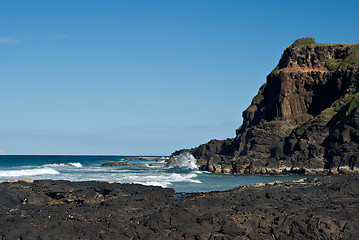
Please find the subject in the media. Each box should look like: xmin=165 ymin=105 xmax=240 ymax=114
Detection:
xmin=170 ymin=38 xmax=359 ymax=175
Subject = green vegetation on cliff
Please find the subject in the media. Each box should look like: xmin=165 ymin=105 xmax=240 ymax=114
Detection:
xmin=272 ymin=39 xmax=359 ymax=74
xmin=325 ymin=44 xmax=359 ymax=71
xmin=347 ymin=93 xmax=359 ymax=113
xmin=175 ymin=39 xmax=359 ymax=176
xmin=252 ymin=83 xmax=266 ymax=104
xmin=291 ymin=37 xmax=316 ymax=47
xmin=355 ymin=71 xmax=359 ymax=81
xmin=325 ymin=58 xmax=342 ymax=71
xmin=316 ymin=94 xmax=352 ymax=122
xmin=316 ymin=90 xmax=359 ymax=127
xmin=270 ymin=65 xmax=281 ymax=75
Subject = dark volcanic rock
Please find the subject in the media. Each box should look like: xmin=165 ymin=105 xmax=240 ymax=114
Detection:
xmin=0 ymin=176 xmax=359 ymax=239
xmin=101 ymin=161 xmax=143 ymax=167
xmin=125 ymin=156 xmax=164 ymax=161
xmin=170 ymin=39 xmax=359 ymax=175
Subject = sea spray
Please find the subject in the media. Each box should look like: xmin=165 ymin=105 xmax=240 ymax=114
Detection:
xmin=0 ymin=168 xmax=60 ymax=178
xmin=0 ymin=155 xmax=306 ymax=192
xmin=68 ymin=162 xmax=83 ymax=168
xmin=133 ymin=172 xmax=201 ymax=188
xmin=167 ymin=152 xmax=198 ymax=169
xmin=43 ymin=162 xmax=83 ymax=168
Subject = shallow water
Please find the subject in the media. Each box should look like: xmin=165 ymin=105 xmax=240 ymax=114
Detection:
xmin=0 ymin=155 xmax=306 ymax=193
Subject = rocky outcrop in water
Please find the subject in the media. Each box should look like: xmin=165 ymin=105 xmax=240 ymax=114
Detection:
xmin=170 ymin=38 xmax=359 ymax=175
xmin=1 ymin=176 xmax=358 ymax=239
xmin=101 ymin=161 xmax=143 ymax=167
xmin=125 ymin=156 xmax=165 ymax=162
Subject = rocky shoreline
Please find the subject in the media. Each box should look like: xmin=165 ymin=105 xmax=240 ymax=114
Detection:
xmin=1 ymin=175 xmax=358 ymax=239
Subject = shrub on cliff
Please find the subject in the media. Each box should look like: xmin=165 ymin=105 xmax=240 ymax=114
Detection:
xmin=292 ymin=37 xmax=316 ymax=47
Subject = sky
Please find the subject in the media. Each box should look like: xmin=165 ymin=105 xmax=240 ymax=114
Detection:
xmin=0 ymin=0 xmax=358 ymax=155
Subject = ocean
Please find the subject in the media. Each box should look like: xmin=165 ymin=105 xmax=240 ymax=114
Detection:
xmin=0 ymin=155 xmax=306 ymax=193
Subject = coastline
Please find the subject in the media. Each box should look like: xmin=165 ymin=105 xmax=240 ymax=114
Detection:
xmin=1 ymin=175 xmax=358 ymax=239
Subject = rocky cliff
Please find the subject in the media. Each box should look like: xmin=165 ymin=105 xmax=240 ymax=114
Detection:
xmin=170 ymin=38 xmax=359 ymax=175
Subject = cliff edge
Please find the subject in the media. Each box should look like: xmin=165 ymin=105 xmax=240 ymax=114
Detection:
xmin=170 ymin=38 xmax=359 ymax=175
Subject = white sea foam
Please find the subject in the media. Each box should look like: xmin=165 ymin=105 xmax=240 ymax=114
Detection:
xmin=143 ymin=164 xmax=163 ymax=169
xmin=68 ymin=162 xmax=83 ymax=168
xmin=43 ymin=163 xmax=67 ymax=167
xmin=127 ymin=171 xmax=201 ymax=188
xmin=189 ymin=179 xmax=202 ymax=183
xmin=43 ymin=162 xmax=83 ymax=168
xmin=0 ymin=168 xmax=60 ymax=177
xmin=168 ymin=152 xmax=198 ymax=169
xmin=135 ymin=181 xmax=168 ymax=188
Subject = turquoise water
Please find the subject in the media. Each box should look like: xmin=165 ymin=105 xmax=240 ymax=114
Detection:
xmin=0 ymin=155 xmax=306 ymax=193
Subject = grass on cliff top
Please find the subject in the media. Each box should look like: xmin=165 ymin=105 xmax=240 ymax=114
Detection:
xmin=272 ymin=40 xmax=359 ymax=74
xmin=289 ymin=40 xmax=359 ymax=71
xmin=270 ymin=37 xmax=359 ymax=74
xmin=291 ymin=37 xmax=316 ymax=47
xmin=292 ymin=37 xmax=356 ymax=48
xmin=291 ymin=37 xmax=358 ymax=52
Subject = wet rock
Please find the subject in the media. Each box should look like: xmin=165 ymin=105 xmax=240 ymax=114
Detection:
xmin=1 ymin=176 xmax=359 ymax=239
xmin=125 ymin=157 xmax=164 ymax=161
xmin=101 ymin=161 xmax=143 ymax=167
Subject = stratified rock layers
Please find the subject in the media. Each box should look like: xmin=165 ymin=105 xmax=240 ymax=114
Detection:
xmin=170 ymin=41 xmax=359 ymax=174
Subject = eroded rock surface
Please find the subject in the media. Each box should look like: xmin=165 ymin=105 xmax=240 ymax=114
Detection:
xmin=0 ymin=176 xmax=358 ymax=239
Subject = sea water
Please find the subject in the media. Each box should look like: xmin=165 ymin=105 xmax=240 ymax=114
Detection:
xmin=0 ymin=155 xmax=305 ymax=193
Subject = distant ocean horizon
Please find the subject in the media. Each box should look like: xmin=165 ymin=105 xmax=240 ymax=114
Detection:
xmin=0 ymin=155 xmax=306 ymax=193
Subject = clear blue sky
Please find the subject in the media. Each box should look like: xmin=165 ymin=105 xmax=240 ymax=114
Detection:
xmin=0 ymin=0 xmax=358 ymax=155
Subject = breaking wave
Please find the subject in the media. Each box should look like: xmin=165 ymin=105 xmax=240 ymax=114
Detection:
xmin=0 ymin=168 xmax=60 ymax=177
xmin=133 ymin=172 xmax=202 ymax=188
xmin=43 ymin=162 xmax=83 ymax=168
xmin=68 ymin=162 xmax=83 ymax=168
xmin=168 ymin=152 xmax=198 ymax=169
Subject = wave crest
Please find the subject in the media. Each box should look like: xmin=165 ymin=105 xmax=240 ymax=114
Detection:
xmin=168 ymin=152 xmax=198 ymax=169
xmin=43 ymin=162 xmax=83 ymax=168
xmin=0 ymin=168 xmax=60 ymax=177
xmin=131 ymin=172 xmax=201 ymax=188
xmin=68 ymin=162 xmax=83 ymax=168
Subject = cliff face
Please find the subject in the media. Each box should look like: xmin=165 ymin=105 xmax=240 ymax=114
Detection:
xmin=170 ymin=39 xmax=359 ymax=175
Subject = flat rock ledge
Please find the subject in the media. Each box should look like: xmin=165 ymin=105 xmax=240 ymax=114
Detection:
xmin=0 ymin=175 xmax=358 ymax=239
